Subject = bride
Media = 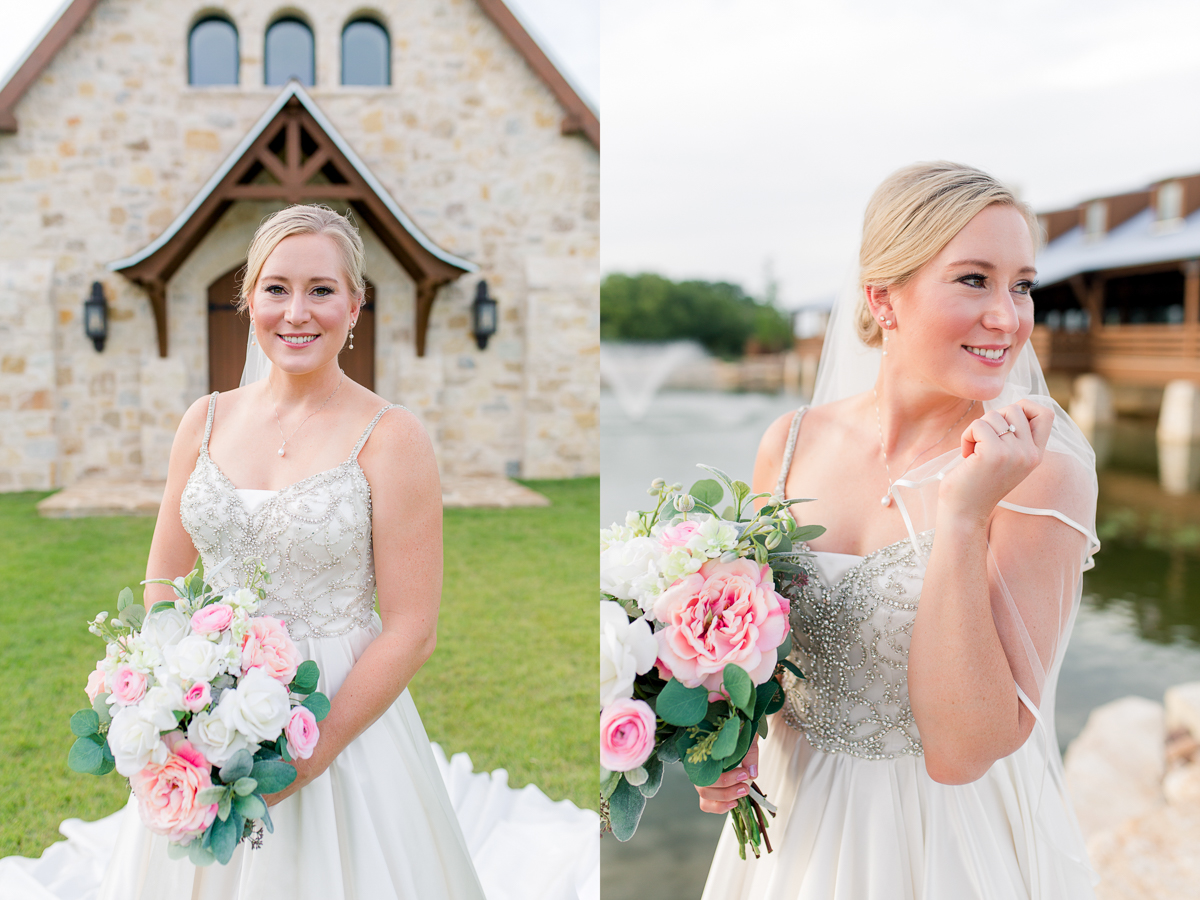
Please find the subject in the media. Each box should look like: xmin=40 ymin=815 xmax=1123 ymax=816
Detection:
xmin=98 ymin=204 xmax=487 ymax=899
xmin=698 ymin=163 xmax=1100 ymax=899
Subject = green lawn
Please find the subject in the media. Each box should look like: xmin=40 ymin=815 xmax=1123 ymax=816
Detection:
xmin=0 ymin=478 xmax=597 ymax=859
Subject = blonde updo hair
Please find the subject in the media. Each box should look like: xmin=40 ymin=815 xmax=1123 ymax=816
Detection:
xmin=238 ymin=204 xmax=366 ymax=312
xmin=856 ymin=162 xmax=1041 ymax=348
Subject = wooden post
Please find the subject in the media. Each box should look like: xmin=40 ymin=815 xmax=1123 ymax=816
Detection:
xmin=1184 ymin=260 xmax=1200 ymax=326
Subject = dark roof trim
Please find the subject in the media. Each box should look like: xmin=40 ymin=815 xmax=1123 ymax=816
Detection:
xmin=0 ymin=0 xmax=599 ymax=149
xmin=0 ymin=0 xmax=101 ymax=133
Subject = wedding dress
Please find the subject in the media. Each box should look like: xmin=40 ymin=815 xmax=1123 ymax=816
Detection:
xmin=0 ymin=393 xmax=598 ymax=900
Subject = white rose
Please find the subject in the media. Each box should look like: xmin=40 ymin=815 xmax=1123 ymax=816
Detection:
xmin=139 ymin=682 xmax=185 ymax=731
xmin=165 ymin=635 xmax=228 ymax=684
xmin=108 ymin=706 xmax=169 ymax=776
xmin=187 ymin=700 xmax=252 ymax=766
xmin=600 ymin=601 xmax=658 ymax=708
xmin=140 ymin=608 xmax=190 ymax=652
xmin=600 ymin=536 xmax=662 ymax=609
xmin=224 ymin=667 xmax=291 ymax=743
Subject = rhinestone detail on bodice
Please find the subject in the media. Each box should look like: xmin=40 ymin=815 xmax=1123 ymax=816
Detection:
xmin=778 ymin=530 xmax=934 ymax=760
xmin=179 ymin=394 xmax=393 ymax=640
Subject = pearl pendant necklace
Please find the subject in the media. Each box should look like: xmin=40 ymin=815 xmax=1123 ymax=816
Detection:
xmin=873 ymin=389 xmax=975 ymax=508
xmin=270 ymin=371 xmax=345 ymax=458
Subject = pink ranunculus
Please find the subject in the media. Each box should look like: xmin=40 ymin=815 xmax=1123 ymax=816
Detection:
xmin=658 ymin=519 xmax=701 ymax=550
xmin=110 ymin=665 xmax=148 ymax=706
xmin=129 ymin=734 xmax=218 ymax=844
xmin=600 ymin=698 xmax=656 ymax=772
xmin=85 ymin=662 xmax=107 ymax=703
xmin=651 ymin=558 xmax=790 ymax=693
xmin=284 ymin=706 xmax=320 ymax=760
xmin=183 ymin=681 xmax=212 ymax=713
xmin=190 ymin=603 xmax=234 ymax=636
xmin=240 ymin=616 xmax=301 ymax=684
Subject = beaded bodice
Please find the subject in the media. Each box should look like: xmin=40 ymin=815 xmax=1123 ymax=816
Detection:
xmin=179 ymin=393 xmax=395 ymax=640
xmin=778 ymin=533 xmax=932 ymax=760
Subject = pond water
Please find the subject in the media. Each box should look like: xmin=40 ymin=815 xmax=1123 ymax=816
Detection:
xmin=599 ymin=390 xmax=1200 ymax=900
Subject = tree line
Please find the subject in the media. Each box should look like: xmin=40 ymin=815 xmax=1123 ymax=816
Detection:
xmin=600 ymin=273 xmax=794 ymax=359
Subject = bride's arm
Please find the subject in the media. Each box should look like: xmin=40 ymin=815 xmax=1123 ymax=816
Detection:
xmin=909 ymin=402 xmax=1088 ymax=784
xmin=142 ymin=396 xmax=209 ymax=609
xmin=265 ymin=407 xmax=441 ymax=804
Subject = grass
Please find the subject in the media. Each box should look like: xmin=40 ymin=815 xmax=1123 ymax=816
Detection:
xmin=0 ymin=478 xmax=597 ymax=859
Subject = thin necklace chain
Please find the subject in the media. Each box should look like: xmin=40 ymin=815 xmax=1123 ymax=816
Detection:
xmin=270 ymin=370 xmax=345 ymax=458
xmin=872 ymin=389 xmax=975 ymax=508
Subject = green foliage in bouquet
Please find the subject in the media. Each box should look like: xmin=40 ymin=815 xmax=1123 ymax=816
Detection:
xmin=601 ymin=466 xmax=821 ymax=858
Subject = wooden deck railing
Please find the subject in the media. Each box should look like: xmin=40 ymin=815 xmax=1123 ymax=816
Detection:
xmin=1032 ymin=324 xmax=1200 ymax=385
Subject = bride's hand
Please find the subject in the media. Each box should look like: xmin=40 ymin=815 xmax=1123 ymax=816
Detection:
xmin=939 ymin=399 xmax=1054 ymax=525
xmin=695 ymin=737 xmax=759 ymax=814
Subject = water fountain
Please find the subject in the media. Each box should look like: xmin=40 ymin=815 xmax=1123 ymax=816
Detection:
xmin=599 ymin=341 xmax=708 ymax=421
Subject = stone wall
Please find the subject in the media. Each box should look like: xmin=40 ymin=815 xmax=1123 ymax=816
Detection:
xmin=0 ymin=0 xmax=598 ymax=488
xmin=0 ymin=259 xmax=57 ymax=489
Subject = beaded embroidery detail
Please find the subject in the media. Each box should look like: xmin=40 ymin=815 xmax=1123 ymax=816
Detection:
xmin=179 ymin=394 xmax=395 ymax=640
xmin=777 ymin=530 xmax=934 ymax=760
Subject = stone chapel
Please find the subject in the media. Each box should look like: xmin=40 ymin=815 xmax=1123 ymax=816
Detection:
xmin=0 ymin=0 xmax=599 ymax=492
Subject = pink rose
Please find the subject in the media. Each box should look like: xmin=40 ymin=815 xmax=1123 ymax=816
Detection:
xmin=190 ymin=604 xmax=234 ymax=636
xmin=658 ymin=520 xmax=701 ymax=550
xmin=241 ymin=617 xmax=301 ymax=684
xmin=284 ymin=706 xmax=320 ymax=760
xmin=183 ymin=681 xmax=212 ymax=713
xmin=129 ymin=734 xmax=218 ymax=844
xmin=110 ymin=665 xmax=148 ymax=706
xmin=85 ymin=662 xmax=107 ymax=703
xmin=651 ymin=558 xmax=790 ymax=693
xmin=600 ymin=699 xmax=656 ymax=772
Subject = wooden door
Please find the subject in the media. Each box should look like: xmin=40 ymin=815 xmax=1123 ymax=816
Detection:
xmin=208 ymin=266 xmax=375 ymax=392
xmin=208 ymin=264 xmax=248 ymax=393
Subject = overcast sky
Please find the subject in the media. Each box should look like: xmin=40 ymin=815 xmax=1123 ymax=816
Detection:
xmin=602 ymin=0 xmax=1200 ymax=306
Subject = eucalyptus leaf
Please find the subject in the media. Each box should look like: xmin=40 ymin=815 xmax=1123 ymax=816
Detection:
xmin=655 ymin=679 xmax=709 ymax=727
xmin=681 ymin=750 xmax=722 ymax=787
xmin=765 ymin=683 xmax=786 ymax=716
xmin=118 ymin=604 xmax=145 ymax=630
xmin=67 ymin=735 xmax=105 ymax=775
xmin=302 ymin=692 xmax=331 ymax=722
xmin=637 ymin=754 xmax=665 ymax=798
xmin=775 ymin=631 xmax=793 ymax=662
xmin=723 ymin=719 xmax=754 ymax=773
xmin=754 ymin=680 xmax=781 ymax=720
xmin=250 ymin=759 xmax=297 ymax=794
xmin=607 ymin=776 xmax=648 ymax=842
xmin=792 ymin=525 xmax=827 ymax=542
xmin=70 ymin=709 xmax=100 ymax=737
xmin=772 ymin=532 xmax=793 ymax=553
xmin=758 ymin=717 xmax=770 ymax=740
xmin=721 ymin=664 xmax=753 ymax=716
xmin=721 ymin=505 xmax=738 ymax=520
xmin=166 ymin=840 xmax=190 ymax=861
xmin=92 ymin=694 xmax=113 ymax=725
xmin=289 ymin=660 xmax=319 ymax=694
xmin=688 ymin=478 xmax=724 ymax=508
xmin=117 ymin=587 xmax=134 ymax=612
xmin=149 ymin=601 xmax=176 ymax=615
xmin=780 ymin=659 xmax=804 ymax=679
xmin=219 ymin=749 xmax=253 ymax=784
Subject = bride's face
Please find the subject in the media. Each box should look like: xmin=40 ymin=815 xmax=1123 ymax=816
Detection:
xmin=249 ymin=232 xmax=360 ymax=376
xmin=886 ymin=203 xmax=1036 ymax=401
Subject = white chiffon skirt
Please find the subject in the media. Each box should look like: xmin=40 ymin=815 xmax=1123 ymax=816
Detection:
xmin=701 ymin=715 xmax=1096 ymax=900
xmin=1 ymin=621 xmax=598 ymax=900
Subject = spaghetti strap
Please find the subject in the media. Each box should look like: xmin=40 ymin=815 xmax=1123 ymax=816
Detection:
xmin=350 ymin=404 xmax=404 ymax=459
xmin=201 ymin=392 xmax=219 ymax=452
xmin=775 ymin=406 xmax=809 ymax=499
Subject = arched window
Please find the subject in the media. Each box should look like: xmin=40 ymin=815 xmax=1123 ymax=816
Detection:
xmin=189 ymin=17 xmax=238 ymax=86
xmin=265 ymin=18 xmax=315 ymax=86
xmin=342 ymin=19 xmax=390 ymax=86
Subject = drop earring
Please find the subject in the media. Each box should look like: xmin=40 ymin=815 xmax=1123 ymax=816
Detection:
xmin=250 ymin=315 xmax=256 ymax=346
xmin=880 ymin=315 xmax=891 ymax=356
xmin=348 ymin=323 xmax=355 ymax=350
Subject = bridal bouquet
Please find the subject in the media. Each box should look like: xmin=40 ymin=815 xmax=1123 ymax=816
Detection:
xmin=67 ymin=561 xmax=329 ymax=866
xmin=599 ymin=466 xmax=821 ymax=859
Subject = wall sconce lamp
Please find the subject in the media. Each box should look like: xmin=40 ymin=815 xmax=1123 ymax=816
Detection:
xmin=83 ymin=281 xmax=109 ymax=352
xmin=471 ymin=280 xmax=498 ymax=350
